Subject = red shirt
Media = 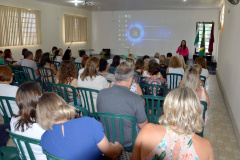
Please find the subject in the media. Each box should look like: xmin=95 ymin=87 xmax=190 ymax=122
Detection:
xmin=176 ymin=46 xmax=189 ymax=56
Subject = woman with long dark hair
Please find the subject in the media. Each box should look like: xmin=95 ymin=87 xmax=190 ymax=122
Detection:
xmin=110 ymin=55 xmax=120 ymax=68
xmin=4 ymin=49 xmax=15 ymax=62
xmin=62 ymin=49 xmax=74 ymax=61
xmin=39 ymin=52 xmax=57 ymax=75
xmin=176 ymin=40 xmax=189 ymax=63
xmin=34 ymin=49 xmax=43 ymax=63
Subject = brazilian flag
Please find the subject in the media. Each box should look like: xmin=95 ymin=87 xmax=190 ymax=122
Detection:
xmin=199 ymin=24 xmax=205 ymax=57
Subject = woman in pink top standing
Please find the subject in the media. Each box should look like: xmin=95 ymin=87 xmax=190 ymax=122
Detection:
xmin=176 ymin=40 xmax=189 ymax=63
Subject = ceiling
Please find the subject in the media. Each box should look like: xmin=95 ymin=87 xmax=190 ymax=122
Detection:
xmin=35 ymin=0 xmax=223 ymax=11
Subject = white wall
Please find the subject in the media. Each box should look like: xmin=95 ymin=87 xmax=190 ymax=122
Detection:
xmin=217 ymin=0 xmax=240 ymax=138
xmin=0 ymin=0 xmax=92 ymax=61
xmin=92 ymin=9 xmax=219 ymax=60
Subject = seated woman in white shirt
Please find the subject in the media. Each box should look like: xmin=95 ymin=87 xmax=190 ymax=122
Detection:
xmin=53 ymin=49 xmax=63 ymax=63
xmin=10 ymin=82 xmax=46 ymax=160
xmin=77 ymin=57 xmax=109 ymax=112
xmin=143 ymin=59 xmax=163 ymax=78
xmin=195 ymin=57 xmax=209 ymax=79
xmin=78 ymin=56 xmax=90 ymax=75
xmin=166 ymin=56 xmax=184 ymax=90
xmin=0 ymin=66 xmax=19 ymax=117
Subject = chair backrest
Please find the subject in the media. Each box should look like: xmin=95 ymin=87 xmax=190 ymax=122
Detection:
xmin=166 ymin=73 xmax=183 ymax=90
xmin=140 ymin=76 xmax=147 ymax=85
xmin=142 ymin=84 xmax=166 ymax=97
xmin=76 ymin=87 xmax=99 ymax=117
xmin=53 ymin=61 xmax=61 ymax=71
xmin=141 ymin=95 xmax=165 ymax=124
xmin=39 ymin=67 xmax=55 ymax=84
xmin=160 ymin=68 xmax=167 ymax=79
xmin=43 ymin=150 xmax=66 ymax=160
xmin=6 ymin=129 xmax=42 ymax=160
xmin=72 ymin=105 xmax=89 ymax=117
xmin=135 ymin=71 xmax=142 ymax=76
xmin=108 ymin=67 xmax=116 ymax=74
xmin=22 ymin=66 xmax=37 ymax=81
xmin=48 ymin=83 xmax=78 ymax=105
xmin=95 ymin=112 xmax=137 ymax=152
xmin=74 ymin=62 xmax=82 ymax=72
xmin=14 ymin=71 xmax=27 ymax=86
xmin=200 ymin=75 xmax=206 ymax=87
xmin=5 ymin=60 xmax=13 ymax=65
xmin=0 ymin=96 xmax=16 ymax=124
xmin=198 ymin=101 xmax=208 ymax=137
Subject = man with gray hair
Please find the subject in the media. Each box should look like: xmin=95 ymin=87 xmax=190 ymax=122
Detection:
xmin=154 ymin=52 xmax=160 ymax=64
xmin=97 ymin=62 xmax=148 ymax=146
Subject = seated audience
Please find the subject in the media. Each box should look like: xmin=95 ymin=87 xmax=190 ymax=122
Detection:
xmin=166 ymin=56 xmax=184 ymax=89
xmin=50 ymin=46 xmax=57 ymax=60
xmin=53 ymin=50 xmax=62 ymax=63
xmin=14 ymin=51 xmax=40 ymax=80
xmin=159 ymin=55 xmax=167 ymax=69
xmin=75 ymin=50 xmax=86 ymax=63
xmin=10 ymin=82 xmax=46 ymax=160
xmin=99 ymin=58 xmax=115 ymax=82
xmin=144 ymin=62 xmax=167 ymax=96
xmin=37 ymin=92 xmax=123 ymax=159
xmin=142 ymin=55 xmax=150 ymax=62
xmin=62 ymin=49 xmax=74 ymax=61
xmin=39 ymin=52 xmax=57 ymax=75
xmin=97 ymin=62 xmax=148 ymax=145
xmin=180 ymin=67 xmax=210 ymax=124
xmin=143 ymin=59 xmax=163 ymax=78
xmin=192 ymin=64 xmax=205 ymax=86
xmin=178 ymin=55 xmax=188 ymax=71
xmin=131 ymin=87 xmax=214 ymax=160
xmin=34 ymin=49 xmax=43 ymax=63
xmin=143 ymin=58 xmax=150 ymax=72
xmin=110 ymin=55 xmax=120 ymax=69
xmin=4 ymin=49 xmax=15 ymax=62
xmin=56 ymin=60 xmax=81 ymax=105
xmin=0 ymin=50 xmax=4 ymax=64
xmin=78 ymin=56 xmax=90 ymax=75
xmin=154 ymin=52 xmax=160 ymax=64
xmin=166 ymin=52 xmax=172 ymax=66
xmin=22 ymin=48 xmax=28 ymax=59
xmin=135 ymin=59 xmax=144 ymax=76
xmin=195 ymin=57 xmax=209 ymax=79
xmin=0 ymin=66 xmax=19 ymax=117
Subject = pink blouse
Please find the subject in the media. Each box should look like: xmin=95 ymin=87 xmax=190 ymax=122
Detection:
xmin=176 ymin=46 xmax=189 ymax=56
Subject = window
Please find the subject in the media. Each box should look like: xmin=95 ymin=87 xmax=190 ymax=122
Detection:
xmin=195 ymin=22 xmax=214 ymax=55
xmin=0 ymin=6 xmax=41 ymax=47
xmin=64 ymin=14 xmax=87 ymax=43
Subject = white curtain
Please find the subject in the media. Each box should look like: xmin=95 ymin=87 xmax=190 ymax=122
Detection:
xmin=0 ymin=5 xmax=41 ymax=47
xmin=64 ymin=14 xmax=87 ymax=42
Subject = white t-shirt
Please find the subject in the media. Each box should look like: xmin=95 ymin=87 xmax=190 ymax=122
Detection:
xmin=0 ymin=84 xmax=19 ymax=117
xmin=75 ymin=57 xmax=82 ymax=63
xmin=55 ymin=56 xmax=62 ymax=63
xmin=77 ymin=75 xmax=109 ymax=113
xmin=142 ymin=71 xmax=161 ymax=78
xmin=167 ymin=67 xmax=184 ymax=90
xmin=78 ymin=68 xmax=84 ymax=75
xmin=10 ymin=117 xmax=46 ymax=160
xmin=154 ymin=58 xmax=160 ymax=64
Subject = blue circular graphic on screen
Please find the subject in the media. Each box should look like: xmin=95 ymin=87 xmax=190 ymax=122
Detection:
xmin=127 ymin=24 xmax=144 ymax=43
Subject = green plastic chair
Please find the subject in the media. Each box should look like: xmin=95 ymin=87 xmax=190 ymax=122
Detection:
xmin=0 ymin=146 xmax=20 ymax=160
xmin=42 ymin=150 xmax=66 ymax=160
xmin=5 ymin=60 xmax=13 ymax=65
xmin=53 ymin=61 xmax=61 ymax=71
xmin=135 ymin=71 xmax=142 ymax=76
xmin=108 ymin=67 xmax=116 ymax=74
xmin=141 ymin=84 xmax=166 ymax=97
xmin=22 ymin=66 xmax=39 ymax=81
xmin=39 ymin=67 xmax=55 ymax=84
xmin=48 ymin=83 xmax=78 ymax=106
xmin=95 ymin=112 xmax=137 ymax=152
xmin=14 ymin=71 xmax=27 ymax=86
xmin=141 ymin=95 xmax=165 ymax=124
xmin=6 ymin=129 xmax=43 ymax=160
xmin=200 ymin=75 xmax=206 ymax=87
xmin=0 ymin=96 xmax=16 ymax=124
xmin=72 ymin=105 xmax=89 ymax=117
xmin=198 ymin=101 xmax=208 ymax=137
xmin=140 ymin=76 xmax=147 ymax=85
xmin=74 ymin=62 xmax=82 ymax=72
xmin=166 ymin=73 xmax=183 ymax=91
xmin=76 ymin=87 xmax=99 ymax=118
xmin=160 ymin=68 xmax=167 ymax=79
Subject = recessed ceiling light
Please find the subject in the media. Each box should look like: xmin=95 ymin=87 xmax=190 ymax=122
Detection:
xmin=183 ymin=0 xmax=187 ymax=2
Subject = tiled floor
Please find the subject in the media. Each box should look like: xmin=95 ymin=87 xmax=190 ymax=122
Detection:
xmin=1 ymin=75 xmax=240 ymax=159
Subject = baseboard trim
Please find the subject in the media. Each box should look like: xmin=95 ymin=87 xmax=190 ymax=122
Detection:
xmin=216 ymin=70 xmax=240 ymax=148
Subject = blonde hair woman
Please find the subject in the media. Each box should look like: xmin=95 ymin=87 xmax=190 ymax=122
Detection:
xmin=178 ymin=55 xmax=188 ymax=71
xmin=131 ymin=87 xmax=214 ymax=160
xmin=37 ymin=92 xmax=123 ymax=159
xmin=143 ymin=58 xmax=150 ymax=71
xmin=180 ymin=67 xmax=210 ymax=124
